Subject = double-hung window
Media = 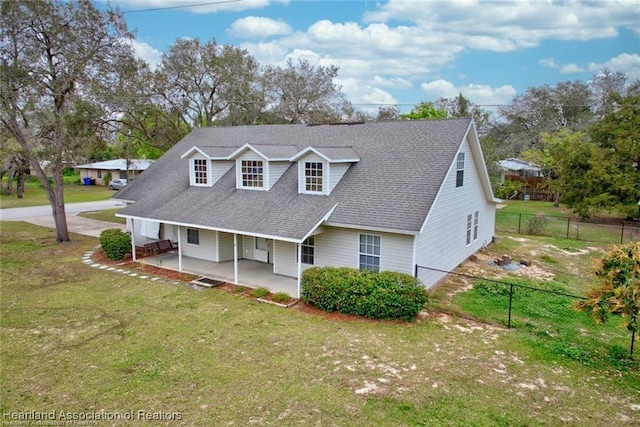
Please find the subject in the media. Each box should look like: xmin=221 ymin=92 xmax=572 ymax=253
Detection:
xmin=456 ymin=153 xmax=464 ymax=188
xmin=301 ymin=236 xmax=314 ymax=265
xmin=241 ymin=160 xmax=264 ymax=188
xmin=359 ymin=234 xmax=380 ymax=272
xmin=473 ymin=211 xmax=479 ymax=241
xmin=466 ymin=214 xmax=473 ymax=245
xmin=305 ymin=162 xmax=323 ymax=193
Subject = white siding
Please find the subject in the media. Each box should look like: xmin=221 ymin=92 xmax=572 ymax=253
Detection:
xmin=211 ymin=161 xmax=234 ymax=185
xmin=273 ymin=241 xmax=297 ymax=277
xmin=328 ymin=163 xmax=350 ymax=193
xmin=415 ymin=136 xmax=496 ymax=288
xmin=161 ymin=224 xmax=179 ymax=242
xmin=217 ymin=232 xmax=235 ymax=262
xmin=269 ymin=162 xmax=290 ymax=188
xmin=314 ymin=227 xmax=414 ymax=275
xmin=242 ymin=235 xmax=254 ymax=260
xmin=180 ymin=228 xmax=217 ymax=261
xmin=129 ymin=219 xmax=155 ymax=245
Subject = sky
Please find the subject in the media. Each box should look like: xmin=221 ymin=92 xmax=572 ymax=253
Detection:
xmin=102 ymin=0 xmax=640 ymax=114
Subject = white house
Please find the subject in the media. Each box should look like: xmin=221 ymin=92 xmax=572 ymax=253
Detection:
xmin=74 ymin=159 xmax=154 ymax=186
xmin=114 ymin=119 xmax=499 ymax=297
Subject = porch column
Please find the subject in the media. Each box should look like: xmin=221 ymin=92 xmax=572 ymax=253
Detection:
xmin=177 ymin=225 xmax=183 ymax=272
xmin=233 ymin=233 xmax=239 ymax=284
xmin=296 ymin=242 xmax=302 ymax=299
xmin=130 ymin=219 xmax=137 ymax=261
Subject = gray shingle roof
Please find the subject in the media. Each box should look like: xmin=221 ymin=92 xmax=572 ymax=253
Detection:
xmin=116 ymin=119 xmax=474 ymax=241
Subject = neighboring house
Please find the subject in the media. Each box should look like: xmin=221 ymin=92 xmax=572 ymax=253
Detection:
xmin=74 ymin=159 xmax=154 ymax=186
xmin=114 ymin=119 xmax=499 ymax=297
xmin=498 ymin=158 xmax=542 ymax=181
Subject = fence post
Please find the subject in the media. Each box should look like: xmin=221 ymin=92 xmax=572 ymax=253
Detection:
xmin=507 ymin=283 xmax=514 ymax=329
xmin=518 ymin=214 xmax=522 ymax=234
xmin=566 ymin=218 xmax=570 ymax=239
xmin=620 ymin=222 xmax=625 ymax=244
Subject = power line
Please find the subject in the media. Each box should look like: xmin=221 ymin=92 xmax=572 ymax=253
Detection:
xmin=123 ymin=0 xmax=244 ymax=14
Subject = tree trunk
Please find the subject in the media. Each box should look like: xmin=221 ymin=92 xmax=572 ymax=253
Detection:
xmin=16 ymin=171 xmax=25 ymax=198
xmin=46 ymin=163 xmax=70 ymax=242
xmin=3 ymin=169 xmax=15 ymax=196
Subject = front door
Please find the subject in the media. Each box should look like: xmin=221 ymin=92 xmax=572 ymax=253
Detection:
xmin=254 ymin=237 xmax=272 ymax=264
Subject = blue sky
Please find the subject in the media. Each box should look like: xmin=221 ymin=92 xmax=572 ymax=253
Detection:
xmin=105 ymin=0 xmax=640 ymax=113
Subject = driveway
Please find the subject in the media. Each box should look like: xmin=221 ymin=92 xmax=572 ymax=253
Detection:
xmin=0 ymin=200 xmax=127 ymax=238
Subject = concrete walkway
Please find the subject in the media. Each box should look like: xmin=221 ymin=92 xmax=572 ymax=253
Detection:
xmin=0 ymin=200 xmax=126 ymax=237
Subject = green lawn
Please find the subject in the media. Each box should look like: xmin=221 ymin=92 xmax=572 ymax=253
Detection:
xmin=77 ymin=208 xmax=125 ymax=224
xmin=1 ymin=222 xmax=639 ymax=425
xmin=0 ymin=177 xmax=114 ymax=209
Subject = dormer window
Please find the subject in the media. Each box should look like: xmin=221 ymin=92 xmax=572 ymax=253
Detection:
xmin=194 ymin=159 xmax=208 ymax=185
xmin=241 ymin=160 xmax=264 ymax=188
xmin=305 ymin=162 xmax=323 ymax=192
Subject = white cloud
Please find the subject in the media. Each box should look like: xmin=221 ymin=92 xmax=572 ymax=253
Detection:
xmin=112 ymin=0 xmax=288 ymax=14
xmin=124 ymin=39 xmax=163 ymax=69
xmin=369 ymin=76 xmax=412 ymax=90
xmin=587 ymin=53 xmax=640 ymax=80
xmin=560 ymin=63 xmax=585 ymax=74
xmin=364 ymin=0 xmax=637 ymax=51
xmin=539 ymin=58 xmax=558 ymax=69
xmin=227 ymin=16 xmax=292 ymax=38
xmin=336 ymin=77 xmax=398 ymax=113
xmin=420 ymin=79 xmax=517 ymax=107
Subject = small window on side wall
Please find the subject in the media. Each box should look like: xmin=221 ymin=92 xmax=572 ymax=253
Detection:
xmin=359 ymin=234 xmax=380 ymax=273
xmin=456 ymin=153 xmax=464 ymax=188
xmin=187 ymin=228 xmax=199 ymax=245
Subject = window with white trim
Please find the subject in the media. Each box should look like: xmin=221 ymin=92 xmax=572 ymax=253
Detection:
xmin=473 ymin=211 xmax=479 ymax=241
xmin=359 ymin=234 xmax=380 ymax=272
xmin=456 ymin=153 xmax=464 ymax=188
xmin=301 ymin=236 xmax=314 ymax=265
xmin=193 ymin=159 xmax=208 ymax=185
xmin=187 ymin=228 xmax=199 ymax=245
xmin=466 ymin=214 xmax=472 ymax=245
xmin=305 ymin=162 xmax=323 ymax=192
xmin=241 ymin=160 xmax=264 ymax=188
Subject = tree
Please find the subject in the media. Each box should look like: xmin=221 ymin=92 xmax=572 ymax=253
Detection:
xmin=401 ymin=102 xmax=448 ymax=120
xmin=0 ymin=0 xmax=134 ymax=242
xmin=575 ymin=242 xmax=639 ymax=353
xmin=375 ymin=105 xmax=401 ymax=121
xmin=154 ymin=38 xmax=261 ymax=128
xmin=498 ymin=81 xmax=595 ymax=155
xmin=262 ymin=58 xmax=351 ymax=124
xmin=589 ymin=68 xmax=627 ymax=117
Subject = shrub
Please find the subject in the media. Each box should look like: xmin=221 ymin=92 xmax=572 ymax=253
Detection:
xmin=272 ymin=292 xmax=292 ymax=303
xmin=251 ymin=287 xmax=269 ymax=298
xmin=301 ymin=267 xmax=428 ymax=321
xmin=528 ymin=212 xmax=548 ymax=235
xmin=100 ymin=228 xmax=131 ymax=260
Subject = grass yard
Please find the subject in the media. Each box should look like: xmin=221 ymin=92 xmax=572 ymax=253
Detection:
xmin=1 ymin=222 xmax=639 ymax=425
xmin=77 ymin=208 xmax=125 ymax=224
xmin=0 ymin=176 xmax=114 ymax=209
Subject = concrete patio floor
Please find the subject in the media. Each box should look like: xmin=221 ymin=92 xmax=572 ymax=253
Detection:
xmin=139 ymin=252 xmax=299 ymax=297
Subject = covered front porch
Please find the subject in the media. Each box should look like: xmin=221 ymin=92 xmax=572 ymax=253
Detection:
xmin=139 ymin=252 xmax=299 ymax=297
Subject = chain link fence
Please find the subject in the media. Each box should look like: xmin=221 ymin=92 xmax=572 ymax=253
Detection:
xmin=418 ymin=266 xmax=637 ymax=369
xmin=496 ymin=211 xmax=640 ymax=244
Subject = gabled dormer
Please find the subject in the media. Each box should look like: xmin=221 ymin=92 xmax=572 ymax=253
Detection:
xmin=180 ymin=146 xmax=236 ymax=187
xmin=290 ymin=147 xmax=360 ymax=195
xmin=227 ymin=144 xmax=298 ymax=191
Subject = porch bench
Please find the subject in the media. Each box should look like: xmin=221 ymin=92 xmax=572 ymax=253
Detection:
xmin=143 ymin=240 xmax=177 ymax=256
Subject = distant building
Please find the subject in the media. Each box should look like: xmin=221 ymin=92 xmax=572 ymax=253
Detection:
xmin=74 ymin=159 xmax=154 ymax=186
xmin=498 ymin=158 xmax=542 ymax=181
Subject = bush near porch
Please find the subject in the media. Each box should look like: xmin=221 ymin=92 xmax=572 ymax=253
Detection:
xmin=301 ymin=267 xmax=428 ymax=321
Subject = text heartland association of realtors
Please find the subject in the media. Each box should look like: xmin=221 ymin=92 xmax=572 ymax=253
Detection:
xmin=2 ymin=410 xmax=182 ymax=422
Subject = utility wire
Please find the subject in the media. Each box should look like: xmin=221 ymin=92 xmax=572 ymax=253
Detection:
xmin=123 ymin=0 xmax=244 ymax=14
